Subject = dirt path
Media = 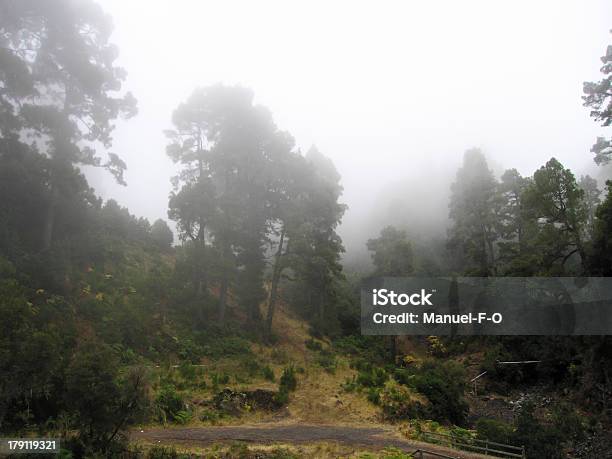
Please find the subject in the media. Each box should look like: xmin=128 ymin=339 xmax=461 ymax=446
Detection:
xmin=131 ymin=424 xmax=484 ymax=458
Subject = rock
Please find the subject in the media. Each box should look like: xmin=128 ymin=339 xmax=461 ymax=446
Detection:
xmin=247 ymin=389 xmax=282 ymax=411
xmin=213 ymin=388 xmax=248 ymax=416
xmin=211 ymin=388 xmax=283 ymax=416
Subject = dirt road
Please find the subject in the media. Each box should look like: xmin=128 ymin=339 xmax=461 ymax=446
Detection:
xmin=132 ymin=424 xmax=482 ymax=458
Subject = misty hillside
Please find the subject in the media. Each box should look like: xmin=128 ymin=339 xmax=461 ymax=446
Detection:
xmin=1 ymin=1 xmax=612 ymax=459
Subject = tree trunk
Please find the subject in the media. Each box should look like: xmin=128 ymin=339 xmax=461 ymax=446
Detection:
xmin=575 ymin=236 xmax=588 ymax=274
xmin=42 ymin=183 xmax=60 ymax=250
xmin=318 ymin=288 xmax=326 ymax=327
xmin=195 ymin=222 xmax=207 ymax=296
xmin=216 ymin=235 xmax=232 ymax=324
xmin=449 ymin=276 xmax=459 ymax=337
xmin=486 ymin=236 xmax=496 ymax=275
xmin=480 ymin=224 xmax=489 ymax=276
xmin=265 ymin=227 xmax=285 ymax=339
xmin=218 ymin=274 xmax=228 ymax=324
xmin=389 ymin=336 xmax=397 ymax=363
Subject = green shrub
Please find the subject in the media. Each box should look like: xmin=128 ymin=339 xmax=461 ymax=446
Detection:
xmin=341 ymin=375 xmax=358 ymax=393
xmin=173 ymin=410 xmax=192 ymax=425
xmin=366 ymin=387 xmax=381 ymax=405
xmin=305 ymin=338 xmax=324 ymax=352
xmin=481 ymin=343 xmax=523 ymax=391
xmin=449 ymin=426 xmax=475 ymax=445
xmin=155 ymin=385 xmax=185 ymax=423
xmin=357 ymin=366 xmax=388 ymax=388
xmin=273 ymin=389 xmax=289 ymax=406
xmin=476 ymin=418 xmax=514 ymax=444
xmin=279 ymin=366 xmax=297 ymax=392
xmin=426 ymin=336 xmax=447 ymax=357
xmin=262 ymin=365 xmax=275 ymax=382
xmin=273 ymin=365 xmax=298 ymax=407
xmin=176 ymin=338 xmax=203 ymax=363
xmin=411 ymin=360 xmax=468 ymax=425
xmin=551 ymin=401 xmax=586 ymax=442
xmin=200 ymin=409 xmax=223 ymax=424
xmin=514 ymin=402 xmax=564 ymax=459
xmin=316 ymin=350 xmax=337 ymax=374
xmin=378 ymin=380 xmax=423 ymax=420
xmin=334 ymin=335 xmax=389 ymax=363
xmin=178 ymin=362 xmax=197 ymax=380
xmin=202 ymin=336 xmax=252 ymax=359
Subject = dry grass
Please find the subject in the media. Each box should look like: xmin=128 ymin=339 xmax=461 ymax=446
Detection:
xmin=136 ymin=302 xmax=493 ymax=459
xmin=180 ymin=301 xmax=381 ymax=427
xmin=133 ymin=439 xmax=401 ymax=458
xmin=287 ymin=360 xmax=380 ymax=425
xmin=255 ymin=300 xmax=381 ymax=425
xmin=134 ymin=438 xmax=493 ymax=459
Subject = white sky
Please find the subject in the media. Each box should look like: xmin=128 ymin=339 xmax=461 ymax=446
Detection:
xmin=90 ymin=0 xmax=612 ymax=251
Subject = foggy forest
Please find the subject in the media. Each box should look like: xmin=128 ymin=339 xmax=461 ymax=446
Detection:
xmin=1 ymin=1 xmax=612 ymax=458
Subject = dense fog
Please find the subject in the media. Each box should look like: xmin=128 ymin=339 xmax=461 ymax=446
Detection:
xmin=3 ymin=2 xmax=612 ymax=456
xmin=88 ymin=0 xmax=612 ymax=265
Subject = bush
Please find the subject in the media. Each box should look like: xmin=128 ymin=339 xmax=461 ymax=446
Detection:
xmin=476 ymin=418 xmax=514 ymax=444
xmin=481 ymin=343 xmax=524 ymax=391
xmin=176 ymin=338 xmax=204 ymax=363
xmin=273 ymin=365 xmax=298 ymax=407
xmin=378 ymin=380 xmax=424 ymax=421
xmin=411 ymin=360 xmax=468 ymax=425
xmin=449 ymin=426 xmax=475 ymax=445
xmin=202 ymin=336 xmax=252 ymax=359
xmin=279 ymin=366 xmax=297 ymax=392
xmin=426 ymin=336 xmax=447 ymax=357
xmin=262 ymin=365 xmax=275 ymax=382
xmin=551 ymin=401 xmax=586 ymax=443
xmin=514 ymin=402 xmax=564 ymax=459
xmin=63 ymin=342 xmax=148 ymax=454
xmin=341 ymin=375 xmax=358 ymax=393
xmin=316 ymin=350 xmax=337 ymax=374
xmin=357 ymin=366 xmax=388 ymax=388
xmin=173 ymin=410 xmax=191 ymax=424
xmin=200 ymin=408 xmax=223 ymax=424
xmin=178 ymin=362 xmax=197 ymax=381
xmin=273 ymin=389 xmax=289 ymax=406
xmin=155 ymin=385 xmax=185 ymax=423
xmin=366 ymin=387 xmax=381 ymax=405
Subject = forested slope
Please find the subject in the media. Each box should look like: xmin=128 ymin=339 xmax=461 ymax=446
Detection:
xmin=1 ymin=2 xmax=612 ymax=458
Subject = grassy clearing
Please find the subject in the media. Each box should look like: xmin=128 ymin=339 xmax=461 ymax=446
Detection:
xmin=135 ymin=302 xmax=382 ymax=429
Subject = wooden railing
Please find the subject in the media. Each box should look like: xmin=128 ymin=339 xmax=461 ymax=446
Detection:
xmin=420 ymin=430 xmax=526 ymax=458
xmin=409 ymin=449 xmax=461 ymax=459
